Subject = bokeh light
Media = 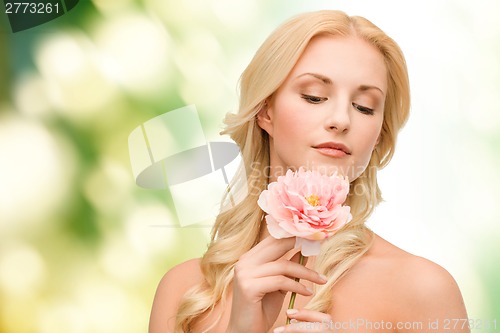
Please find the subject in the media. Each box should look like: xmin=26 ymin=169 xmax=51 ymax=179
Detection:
xmin=13 ymin=72 xmax=52 ymax=117
xmin=35 ymin=31 xmax=117 ymax=119
xmin=0 ymin=241 xmax=47 ymax=297
xmin=0 ymin=116 xmax=75 ymax=233
xmin=93 ymin=12 xmax=172 ymax=98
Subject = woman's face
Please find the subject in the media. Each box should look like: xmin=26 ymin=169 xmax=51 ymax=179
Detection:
xmin=258 ymin=35 xmax=387 ymax=182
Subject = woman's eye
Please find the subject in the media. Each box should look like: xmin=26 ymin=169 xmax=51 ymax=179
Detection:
xmin=352 ymin=102 xmax=374 ymax=115
xmin=301 ymin=94 xmax=327 ymax=104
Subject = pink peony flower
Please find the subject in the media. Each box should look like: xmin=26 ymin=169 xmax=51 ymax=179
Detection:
xmin=257 ymin=168 xmax=352 ymax=256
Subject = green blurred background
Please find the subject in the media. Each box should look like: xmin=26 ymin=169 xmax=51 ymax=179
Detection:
xmin=0 ymin=0 xmax=498 ymax=332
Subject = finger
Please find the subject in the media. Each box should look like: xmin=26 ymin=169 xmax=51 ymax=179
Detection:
xmin=289 ymin=250 xmax=308 ymax=265
xmin=274 ymin=312 xmax=334 ymax=333
xmin=274 ymin=319 xmax=332 ymax=333
xmin=254 ymin=261 xmax=327 ymax=285
xmin=286 ymin=308 xmax=332 ymax=324
xmin=241 ymin=236 xmax=296 ymax=264
xmin=253 ymin=275 xmax=314 ymax=297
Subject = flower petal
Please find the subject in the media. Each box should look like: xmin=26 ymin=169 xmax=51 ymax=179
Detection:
xmin=295 ymin=238 xmax=322 ymax=257
xmin=257 ymin=191 xmax=269 ymax=212
xmin=262 ymin=168 xmax=351 ymax=245
xmin=266 ymin=215 xmax=292 ymax=239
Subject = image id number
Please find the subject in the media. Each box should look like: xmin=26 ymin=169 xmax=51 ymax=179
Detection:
xmin=443 ymin=318 xmax=497 ymax=330
xmin=5 ymin=2 xmax=60 ymax=14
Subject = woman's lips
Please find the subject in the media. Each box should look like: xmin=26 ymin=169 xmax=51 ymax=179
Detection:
xmin=313 ymin=142 xmax=351 ymax=158
xmin=314 ymin=147 xmax=348 ymax=158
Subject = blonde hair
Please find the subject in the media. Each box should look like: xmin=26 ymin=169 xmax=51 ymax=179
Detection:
xmin=174 ymin=10 xmax=410 ymax=331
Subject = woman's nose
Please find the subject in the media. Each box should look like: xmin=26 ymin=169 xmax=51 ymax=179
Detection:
xmin=325 ymin=100 xmax=350 ymax=133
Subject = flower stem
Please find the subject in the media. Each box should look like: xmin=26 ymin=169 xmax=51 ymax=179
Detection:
xmin=286 ymin=253 xmax=305 ymax=325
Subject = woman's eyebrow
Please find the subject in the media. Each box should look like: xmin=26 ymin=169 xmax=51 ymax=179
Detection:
xmin=295 ymin=72 xmax=332 ymax=85
xmin=295 ymin=73 xmax=385 ymax=95
xmin=358 ymin=84 xmax=385 ymax=95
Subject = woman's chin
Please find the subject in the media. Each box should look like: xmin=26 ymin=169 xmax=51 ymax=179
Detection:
xmin=302 ymin=163 xmax=345 ymax=177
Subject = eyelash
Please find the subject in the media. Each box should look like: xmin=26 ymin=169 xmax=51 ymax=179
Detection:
xmin=301 ymin=94 xmax=327 ymax=104
xmin=352 ymin=103 xmax=375 ymax=115
xmin=301 ymin=94 xmax=375 ymax=115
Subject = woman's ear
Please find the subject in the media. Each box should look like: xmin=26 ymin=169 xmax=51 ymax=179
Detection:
xmin=256 ymin=100 xmax=274 ymax=137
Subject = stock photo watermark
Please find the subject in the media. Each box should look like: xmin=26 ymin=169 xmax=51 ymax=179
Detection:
xmin=129 ymin=105 xmax=383 ymax=228
xmin=290 ymin=318 xmax=497 ymax=331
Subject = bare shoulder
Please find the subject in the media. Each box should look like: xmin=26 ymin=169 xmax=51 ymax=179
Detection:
xmin=371 ymin=236 xmax=464 ymax=303
xmin=397 ymin=254 xmax=461 ymax=297
xmin=366 ymin=234 xmax=469 ymax=331
xmin=160 ymin=258 xmax=203 ymax=286
xmin=149 ymin=258 xmax=204 ymax=333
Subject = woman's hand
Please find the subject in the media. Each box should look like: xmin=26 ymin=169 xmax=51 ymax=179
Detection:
xmin=226 ymin=236 xmax=327 ymax=333
xmin=274 ymin=308 xmax=334 ymax=332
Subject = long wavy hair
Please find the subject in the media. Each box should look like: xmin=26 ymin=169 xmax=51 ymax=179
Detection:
xmin=174 ymin=10 xmax=410 ymax=332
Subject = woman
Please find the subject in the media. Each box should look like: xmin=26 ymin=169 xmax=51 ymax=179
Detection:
xmin=149 ymin=10 xmax=469 ymax=333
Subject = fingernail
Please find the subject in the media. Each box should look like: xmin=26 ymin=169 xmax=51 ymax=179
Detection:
xmin=286 ymin=308 xmax=298 ymax=315
xmin=319 ymin=274 xmax=328 ymax=282
xmin=306 ymin=286 xmax=313 ymax=294
xmin=274 ymin=327 xmax=285 ymax=333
